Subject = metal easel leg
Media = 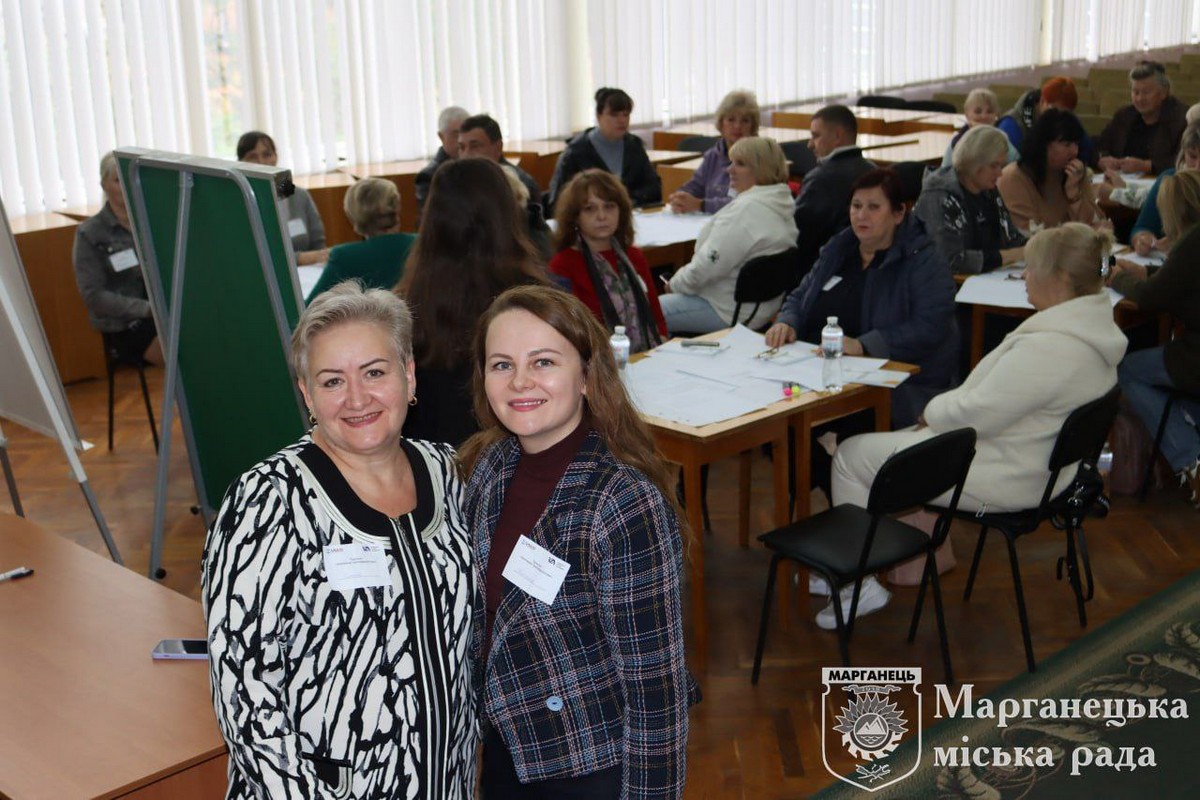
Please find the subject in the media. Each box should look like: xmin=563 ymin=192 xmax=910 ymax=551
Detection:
xmin=80 ymin=480 xmax=122 ymax=564
xmin=0 ymin=440 xmax=24 ymax=517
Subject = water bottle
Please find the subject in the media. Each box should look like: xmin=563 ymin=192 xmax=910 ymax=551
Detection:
xmin=610 ymin=325 xmax=631 ymax=371
xmin=1097 ymin=441 xmax=1114 ymax=474
xmin=821 ymin=316 xmax=844 ymax=393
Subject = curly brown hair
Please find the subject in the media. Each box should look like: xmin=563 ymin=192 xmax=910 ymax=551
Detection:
xmin=457 ymin=285 xmax=684 ymax=528
xmin=552 ymin=169 xmax=635 ymax=252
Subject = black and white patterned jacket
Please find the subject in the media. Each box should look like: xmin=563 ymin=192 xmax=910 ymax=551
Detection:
xmin=203 ymin=436 xmax=475 ymax=799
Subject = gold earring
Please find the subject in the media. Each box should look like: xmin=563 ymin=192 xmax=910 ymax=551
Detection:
xmin=307 ymin=409 xmax=317 ymax=426
xmin=408 ymin=396 xmax=418 ymax=407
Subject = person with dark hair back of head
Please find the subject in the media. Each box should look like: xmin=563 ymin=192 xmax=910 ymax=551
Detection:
xmin=459 ymin=285 xmax=696 ymax=800
xmin=792 ymin=104 xmax=876 ymax=281
xmin=1098 ymin=61 xmax=1189 ymax=174
xmin=550 ymin=169 xmax=667 ymax=351
xmin=416 ymin=106 xmax=469 ymax=212
xmin=546 ymin=87 xmax=661 ymax=213
xmin=236 ymin=131 xmax=328 ymax=265
xmin=397 ymin=158 xmax=547 ymax=447
xmin=997 ymin=109 xmax=1107 ymax=234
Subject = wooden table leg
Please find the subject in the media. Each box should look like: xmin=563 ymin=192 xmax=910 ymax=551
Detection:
xmin=872 ymin=386 xmax=891 ymax=432
xmin=682 ymin=458 xmax=707 ymax=663
xmin=792 ymin=410 xmax=812 ymax=521
xmin=738 ymin=451 xmax=751 ymax=548
xmin=971 ymin=305 xmax=986 ymax=368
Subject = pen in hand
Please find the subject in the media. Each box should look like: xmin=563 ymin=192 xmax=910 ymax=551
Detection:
xmin=0 ymin=566 xmax=34 ymax=583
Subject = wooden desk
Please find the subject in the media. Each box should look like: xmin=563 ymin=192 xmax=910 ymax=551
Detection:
xmin=504 ymin=139 xmax=567 ymax=190
xmin=891 ymin=112 xmax=966 ymax=134
xmin=294 ymin=171 xmax=358 ymax=248
xmin=657 ymin=156 xmax=704 ymax=199
xmin=340 ymin=158 xmax=430 ymax=232
xmin=771 ymin=104 xmax=946 ymax=136
xmin=863 ymin=130 xmax=956 ymax=165
xmin=0 ymin=514 xmax=227 ymax=799
xmin=653 ymin=124 xmax=812 ymax=151
xmin=641 ymin=358 xmax=898 ymax=661
xmin=11 ymin=212 xmax=107 ymax=383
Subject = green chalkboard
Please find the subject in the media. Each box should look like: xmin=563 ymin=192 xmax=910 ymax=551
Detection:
xmin=115 ymin=148 xmax=306 ymax=515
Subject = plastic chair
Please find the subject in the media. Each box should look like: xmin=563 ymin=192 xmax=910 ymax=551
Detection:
xmin=857 ymin=95 xmax=908 ymax=109
xmin=731 ymin=248 xmax=800 ymax=328
xmin=931 ymin=387 xmax=1119 ymax=673
xmin=889 ymin=161 xmax=929 ymax=206
xmin=752 ymin=427 xmax=977 ymax=685
xmin=779 ymin=141 xmax=817 ymax=179
xmin=678 ymin=135 xmax=719 ymax=153
xmin=1138 ymin=387 xmax=1200 ymax=501
xmin=102 ymin=332 xmax=159 ymax=452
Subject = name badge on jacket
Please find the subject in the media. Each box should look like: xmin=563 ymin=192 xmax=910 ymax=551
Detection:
xmin=287 ymin=217 xmax=307 ymax=239
xmin=109 ymin=248 xmax=139 ymax=272
xmin=323 ymin=543 xmax=389 ymax=592
xmin=502 ymin=535 xmax=570 ymax=605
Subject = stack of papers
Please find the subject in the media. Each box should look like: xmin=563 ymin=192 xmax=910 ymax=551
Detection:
xmin=626 ymin=326 xmax=910 ymax=428
xmin=955 ymin=267 xmax=1123 ymax=309
xmin=632 ymin=209 xmax=712 ymax=247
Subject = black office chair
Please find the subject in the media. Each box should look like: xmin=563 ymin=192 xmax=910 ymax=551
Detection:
xmin=890 ymin=161 xmax=929 ymax=206
xmin=906 ymin=99 xmax=957 ymax=113
xmin=1139 ymin=387 xmax=1200 ymax=501
xmin=731 ymin=248 xmax=800 ymax=328
xmin=857 ymin=94 xmax=908 ymax=109
xmin=752 ymin=427 xmax=977 ymax=685
xmin=102 ymin=332 xmax=159 ymax=452
xmin=930 ymin=387 xmax=1119 ymax=673
xmin=678 ymin=135 xmax=719 ymax=153
xmin=780 ymin=141 xmax=817 ymax=179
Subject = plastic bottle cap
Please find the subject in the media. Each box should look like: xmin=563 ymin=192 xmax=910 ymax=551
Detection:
xmin=827 ymin=317 xmax=838 ymax=325
xmin=615 ymin=326 xmax=626 ymax=334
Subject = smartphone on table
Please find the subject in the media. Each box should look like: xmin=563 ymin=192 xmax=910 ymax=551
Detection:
xmin=151 ymin=638 xmax=209 ymax=660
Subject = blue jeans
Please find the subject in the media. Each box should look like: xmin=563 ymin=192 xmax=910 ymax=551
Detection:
xmin=1119 ymin=347 xmax=1200 ymax=472
xmin=658 ymin=293 xmax=727 ymax=334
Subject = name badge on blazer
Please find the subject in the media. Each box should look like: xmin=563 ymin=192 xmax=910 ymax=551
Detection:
xmin=287 ymin=217 xmax=307 ymax=239
xmin=502 ymin=535 xmax=570 ymax=605
xmin=323 ymin=543 xmax=389 ymax=592
xmin=822 ymin=275 xmax=843 ymax=291
xmin=109 ymin=248 xmax=139 ymax=272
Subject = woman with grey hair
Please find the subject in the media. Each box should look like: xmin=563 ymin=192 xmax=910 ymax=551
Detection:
xmin=668 ymin=88 xmax=761 ymax=213
xmin=304 ymin=177 xmax=415 ymax=302
xmin=203 ymin=281 xmax=476 ymax=799
xmin=72 ymin=151 xmax=162 ymax=366
xmin=915 ymin=125 xmax=1027 ymax=274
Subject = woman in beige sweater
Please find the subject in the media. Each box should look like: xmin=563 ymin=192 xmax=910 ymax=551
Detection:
xmin=998 ymin=109 xmax=1108 ymax=235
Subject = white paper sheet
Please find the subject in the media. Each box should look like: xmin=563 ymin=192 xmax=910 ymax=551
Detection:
xmin=298 ymin=264 xmax=323 ymax=298
xmin=623 ymin=359 xmax=770 ymax=426
xmin=1116 ymin=251 xmax=1167 ymax=268
xmin=632 ymin=209 xmax=712 ymax=247
xmin=955 ymin=268 xmax=1122 ymax=309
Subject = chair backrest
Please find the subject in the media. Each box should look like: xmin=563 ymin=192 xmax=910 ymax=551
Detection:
xmin=889 ymin=161 xmax=928 ymax=206
xmin=734 ymin=248 xmax=800 ymax=305
xmin=780 ymin=140 xmax=817 ymax=178
xmin=857 ymin=94 xmax=908 ymax=109
xmin=867 ymin=428 xmax=978 ymax=516
xmin=678 ymin=135 xmax=719 ymax=153
xmin=906 ymin=99 xmax=957 ymax=113
xmin=1037 ymin=385 xmax=1121 ymax=507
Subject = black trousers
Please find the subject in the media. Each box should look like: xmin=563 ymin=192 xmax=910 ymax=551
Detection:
xmin=481 ymin=723 xmax=622 ymax=800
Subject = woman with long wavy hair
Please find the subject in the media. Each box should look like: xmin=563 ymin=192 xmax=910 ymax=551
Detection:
xmin=459 ymin=285 xmax=696 ymax=799
xmin=397 ymin=157 xmax=545 ymax=446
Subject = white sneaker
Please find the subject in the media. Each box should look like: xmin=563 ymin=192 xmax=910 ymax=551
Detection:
xmin=809 ymin=574 xmax=832 ymax=596
xmin=815 ymin=577 xmax=891 ymax=631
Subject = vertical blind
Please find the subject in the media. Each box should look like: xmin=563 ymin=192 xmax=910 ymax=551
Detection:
xmin=2 ymin=0 xmax=1198 ymax=215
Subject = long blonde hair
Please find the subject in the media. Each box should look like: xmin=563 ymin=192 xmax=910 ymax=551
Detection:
xmin=1158 ymin=169 xmax=1200 ymax=240
xmin=457 ymin=286 xmax=683 ymax=526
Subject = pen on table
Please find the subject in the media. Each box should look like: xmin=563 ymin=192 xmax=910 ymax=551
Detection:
xmin=680 ymin=339 xmax=720 ymax=349
xmin=0 ymin=566 xmax=34 ymax=583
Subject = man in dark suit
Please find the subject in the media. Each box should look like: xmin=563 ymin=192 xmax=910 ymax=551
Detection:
xmin=415 ymin=105 xmax=468 ymax=212
xmin=793 ymin=104 xmax=875 ymax=279
xmin=458 ymin=114 xmax=543 ymax=204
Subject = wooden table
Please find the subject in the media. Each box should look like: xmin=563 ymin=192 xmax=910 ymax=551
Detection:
xmin=863 ymin=130 xmax=956 ymax=165
xmin=340 ymin=158 xmax=430 ymax=232
xmin=11 ymin=212 xmax=107 ymax=384
xmin=0 ymin=514 xmax=227 ymax=799
xmin=771 ymin=104 xmax=948 ymax=135
xmin=657 ymin=156 xmax=704 ymax=199
xmin=504 ymin=138 xmax=568 ymax=190
xmin=653 ymin=124 xmax=813 ymax=150
xmin=641 ymin=353 xmax=901 ymax=662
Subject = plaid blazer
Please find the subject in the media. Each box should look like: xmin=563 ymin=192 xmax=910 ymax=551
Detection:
xmin=466 ymin=431 xmax=692 ymax=798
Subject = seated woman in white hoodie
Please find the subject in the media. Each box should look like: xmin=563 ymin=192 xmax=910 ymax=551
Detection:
xmin=816 ymin=223 xmax=1127 ymax=629
xmin=659 ymin=137 xmax=799 ymax=333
